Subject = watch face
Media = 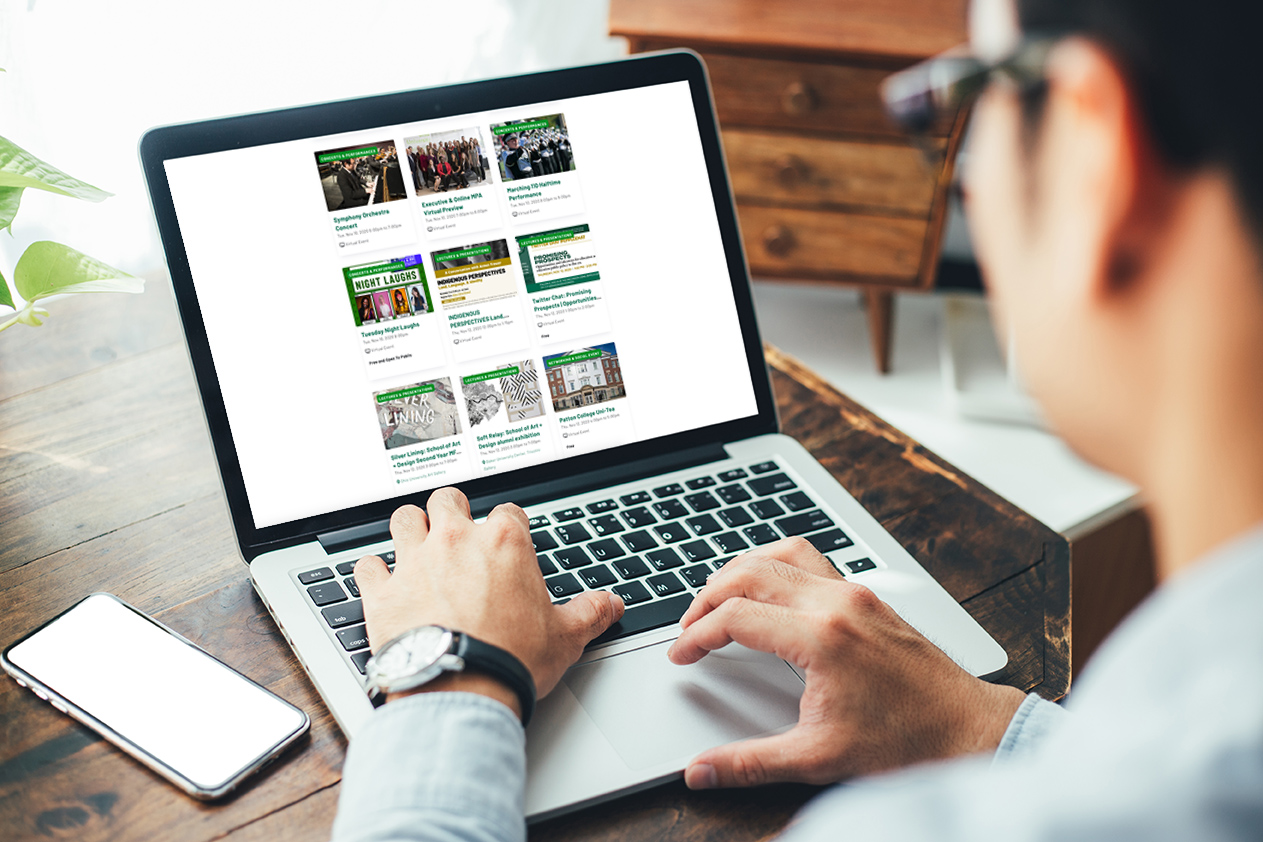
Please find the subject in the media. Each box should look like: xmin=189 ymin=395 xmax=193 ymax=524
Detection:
xmin=377 ymin=626 xmax=451 ymax=679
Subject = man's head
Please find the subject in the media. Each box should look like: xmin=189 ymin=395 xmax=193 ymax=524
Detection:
xmin=965 ymin=0 xmax=1263 ymax=490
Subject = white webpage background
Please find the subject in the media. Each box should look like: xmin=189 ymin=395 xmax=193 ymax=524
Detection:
xmin=164 ymin=81 xmax=757 ymax=528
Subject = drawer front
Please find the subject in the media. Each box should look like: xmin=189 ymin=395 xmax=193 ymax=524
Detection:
xmin=737 ymin=204 xmax=928 ymax=285
xmin=723 ymin=129 xmax=940 ymax=215
xmin=703 ymin=52 xmax=955 ymax=139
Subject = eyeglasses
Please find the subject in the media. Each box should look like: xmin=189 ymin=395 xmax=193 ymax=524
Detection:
xmin=881 ymin=35 xmax=1060 ymax=140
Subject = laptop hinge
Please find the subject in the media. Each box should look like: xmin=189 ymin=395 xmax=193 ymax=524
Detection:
xmin=315 ymin=442 xmax=729 ymax=554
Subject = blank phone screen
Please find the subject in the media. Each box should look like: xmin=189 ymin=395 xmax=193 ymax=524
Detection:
xmin=6 ymin=594 xmax=306 ymax=791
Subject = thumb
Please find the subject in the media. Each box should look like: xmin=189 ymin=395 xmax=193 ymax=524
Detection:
xmin=685 ymin=731 xmax=803 ymax=789
xmin=556 ymin=590 xmax=625 ymax=646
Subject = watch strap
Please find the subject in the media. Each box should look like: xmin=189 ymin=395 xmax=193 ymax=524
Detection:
xmin=455 ymin=633 xmax=537 ymax=728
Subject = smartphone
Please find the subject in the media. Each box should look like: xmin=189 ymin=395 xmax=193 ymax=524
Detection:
xmin=2 ymin=592 xmax=310 ymax=799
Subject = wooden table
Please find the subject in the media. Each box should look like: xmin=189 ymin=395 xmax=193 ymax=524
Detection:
xmin=0 ymin=283 xmax=1068 ymax=841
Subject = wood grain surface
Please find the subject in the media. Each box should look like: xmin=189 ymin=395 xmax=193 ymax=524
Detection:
xmin=0 ymin=286 xmax=1067 ymax=841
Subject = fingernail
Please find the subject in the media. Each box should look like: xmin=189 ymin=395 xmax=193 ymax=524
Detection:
xmin=686 ymin=763 xmax=718 ymax=790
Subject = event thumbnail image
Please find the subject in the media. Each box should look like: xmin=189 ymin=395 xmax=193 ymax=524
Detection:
xmin=374 ymin=378 xmax=461 ymax=450
xmin=403 ymin=127 xmax=491 ymax=195
xmin=343 ymin=255 xmax=433 ymax=327
xmin=543 ymin=343 xmax=626 ymax=412
xmin=516 ymin=224 xmax=600 ymax=294
xmin=315 ymin=140 xmax=406 ymax=212
xmin=430 ymin=239 xmax=516 ymax=308
xmin=461 ymin=359 xmax=546 ymax=428
xmin=490 ymin=114 xmax=575 ymax=182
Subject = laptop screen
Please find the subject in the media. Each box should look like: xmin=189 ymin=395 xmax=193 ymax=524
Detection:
xmin=161 ymin=71 xmax=762 ymax=532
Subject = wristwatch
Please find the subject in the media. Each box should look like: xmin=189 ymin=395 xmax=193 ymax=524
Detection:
xmin=364 ymin=625 xmax=536 ymax=726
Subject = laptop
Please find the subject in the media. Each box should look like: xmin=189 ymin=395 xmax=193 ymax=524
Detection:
xmin=140 ymin=51 xmax=1006 ymax=820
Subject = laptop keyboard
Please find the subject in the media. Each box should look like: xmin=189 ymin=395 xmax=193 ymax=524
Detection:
xmin=292 ymin=460 xmax=881 ymax=678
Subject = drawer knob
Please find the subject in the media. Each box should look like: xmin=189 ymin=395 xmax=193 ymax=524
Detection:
xmin=776 ymin=154 xmax=810 ymax=188
xmin=762 ymin=224 xmax=796 ymax=257
xmin=781 ymin=81 xmax=817 ymax=115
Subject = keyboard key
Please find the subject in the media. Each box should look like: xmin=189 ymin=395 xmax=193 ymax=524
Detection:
xmin=588 ymin=539 xmax=626 ymax=562
xmin=580 ymin=565 xmax=618 ymax=588
xmin=344 ymin=576 xmax=360 ymax=598
xmin=555 ymin=523 xmax=592 ymax=545
xmin=645 ymin=547 xmax=685 ymax=571
xmin=531 ymin=530 xmax=559 ymax=552
xmin=718 ymin=506 xmax=754 ymax=528
xmin=307 ymin=581 xmax=347 ymax=606
xmin=776 ymin=510 xmax=835 ymax=537
xmin=780 ymin=491 xmax=814 ymax=512
xmin=621 ymin=506 xmax=657 ymax=528
xmin=621 ymin=530 xmax=658 ymax=553
xmin=620 ymin=491 xmax=651 ymax=506
xmin=647 ymin=572 xmax=686 ymax=596
xmin=846 ymin=557 xmax=877 ymax=574
xmin=654 ymin=522 xmax=690 ymax=543
xmin=749 ymin=473 xmax=797 ymax=496
xmin=685 ymin=514 xmax=722 ymax=536
xmin=653 ymin=499 xmax=688 ymax=520
xmin=528 ymin=515 xmax=551 ymax=529
xmin=712 ymin=532 xmax=749 ymax=554
xmin=545 ymin=573 xmax=584 ymax=598
xmin=805 ymin=529 xmax=854 ymax=553
xmin=589 ymin=515 xmax=624 ymax=536
xmin=718 ymin=468 xmax=748 ymax=482
xmin=553 ymin=508 xmax=585 ymax=521
xmin=335 ymin=561 xmax=358 ymax=577
xmin=554 ymin=547 xmax=593 ymax=569
xmin=613 ymin=556 xmax=651 ymax=580
xmin=749 ymin=461 xmax=779 ymax=474
xmin=715 ymin=484 xmax=752 ymax=504
xmin=591 ymin=593 xmax=692 ymax=644
xmin=684 ymin=491 xmax=721 ymax=512
xmin=712 ymin=556 xmax=735 ymax=569
xmin=743 ymin=524 xmax=780 ymax=545
xmin=537 ymin=554 xmax=558 ymax=576
xmin=298 ymin=567 xmax=333 ymax=585
xmin=322 ymin=600 xmax=364 ymax=628
xmin=681 ymin=540 xmax=717 ymax=562
xmin=749 ymin=499 xmax=785 ymax=520
xmin=653 ymin=483 xmax=685 ymax=498
xmin=611 ymin=580 xmax=653 ymax=606
xmin=680 ymin=563 xmax=713 ymax=588
xmin=586 ymin=499 xmax=618 ymax=514
xmin=685 ymin=476 xmax=716 ymax=489
xmin=336 ymin=624 xmax=370 ymax=651
xmin=351 ymin=650 xmax=373 ymax=675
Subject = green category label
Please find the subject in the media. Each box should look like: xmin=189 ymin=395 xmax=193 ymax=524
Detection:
xmin=436 ymin=245 xmax=493 ymax=261
xmin=318 ymin=146 xmax=379 ymax=163
xmin=492 ymin=120 xmax=549 ymax=135
xmin=462 ymin=365 xmax=520 ymax=385
xmin=376 ymin=383 xmax=436 ymax=403
xmin=347 ymin=260 xmax=408 ymax=279
xmin=545 ymin=349 xmax=601 ymax=368
xmin=517 ymin=225 xmax=588 ymax=248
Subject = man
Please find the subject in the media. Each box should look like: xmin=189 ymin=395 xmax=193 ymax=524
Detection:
xmin=333 ymin=0 xmax=1263 ymax=839
xmin=334 ymin=158 xmax=368 ymax=209
xmin=500 ymin=132 xmax=533 ymax=180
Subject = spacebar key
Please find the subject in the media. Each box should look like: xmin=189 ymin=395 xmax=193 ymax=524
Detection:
xmin=589 ymin=594 xmax=694 ymax=646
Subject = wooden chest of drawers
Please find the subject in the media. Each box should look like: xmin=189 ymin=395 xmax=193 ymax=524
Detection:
xmin=610 ymin=0 xmax=968 ymax=371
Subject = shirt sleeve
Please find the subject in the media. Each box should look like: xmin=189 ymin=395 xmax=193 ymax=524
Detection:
xmin=331 ymin=692 xmax=526 ymax=842
xmin=993 ymin=693 xmax=1070 ymax=763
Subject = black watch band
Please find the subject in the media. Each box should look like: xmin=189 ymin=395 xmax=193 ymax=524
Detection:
xmin=455 ymin=633 xmax=537 ymax=728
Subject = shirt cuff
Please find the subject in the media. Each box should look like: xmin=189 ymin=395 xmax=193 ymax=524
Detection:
xmin=993 ymin=692 xmax=1069 ymax=764
xmin=332 ymin=691 xmax=527 ymax=842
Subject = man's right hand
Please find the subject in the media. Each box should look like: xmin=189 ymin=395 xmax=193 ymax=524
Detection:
xmin=667 ymin=537 xmax=1026 ymax=789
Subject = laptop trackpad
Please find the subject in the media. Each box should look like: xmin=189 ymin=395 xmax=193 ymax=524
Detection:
xmin=564 ymin=641 xmax=804 ymax=771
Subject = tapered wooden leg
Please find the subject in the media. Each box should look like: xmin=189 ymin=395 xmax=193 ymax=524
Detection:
xmin=864 ymin=289 xmax=894 ymax=374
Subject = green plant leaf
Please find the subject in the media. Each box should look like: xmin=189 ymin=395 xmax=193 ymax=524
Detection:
xmin=14 ymin=241 xmax=143 ymax=302
xmin=0 ymin=136 xmax=111 ymax=201
xmin=0 ymin=268 xmax=13 ymax=310
xmin=0 ymin=185 xmax=21 ymax=232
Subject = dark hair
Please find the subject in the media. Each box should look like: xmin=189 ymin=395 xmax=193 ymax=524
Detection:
xmin=1019 ymin=0 xmax=1263 ymax=242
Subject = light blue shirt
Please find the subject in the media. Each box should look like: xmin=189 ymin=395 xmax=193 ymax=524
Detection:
xmin=331 ymin=524 xmax=1263 ymax=842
